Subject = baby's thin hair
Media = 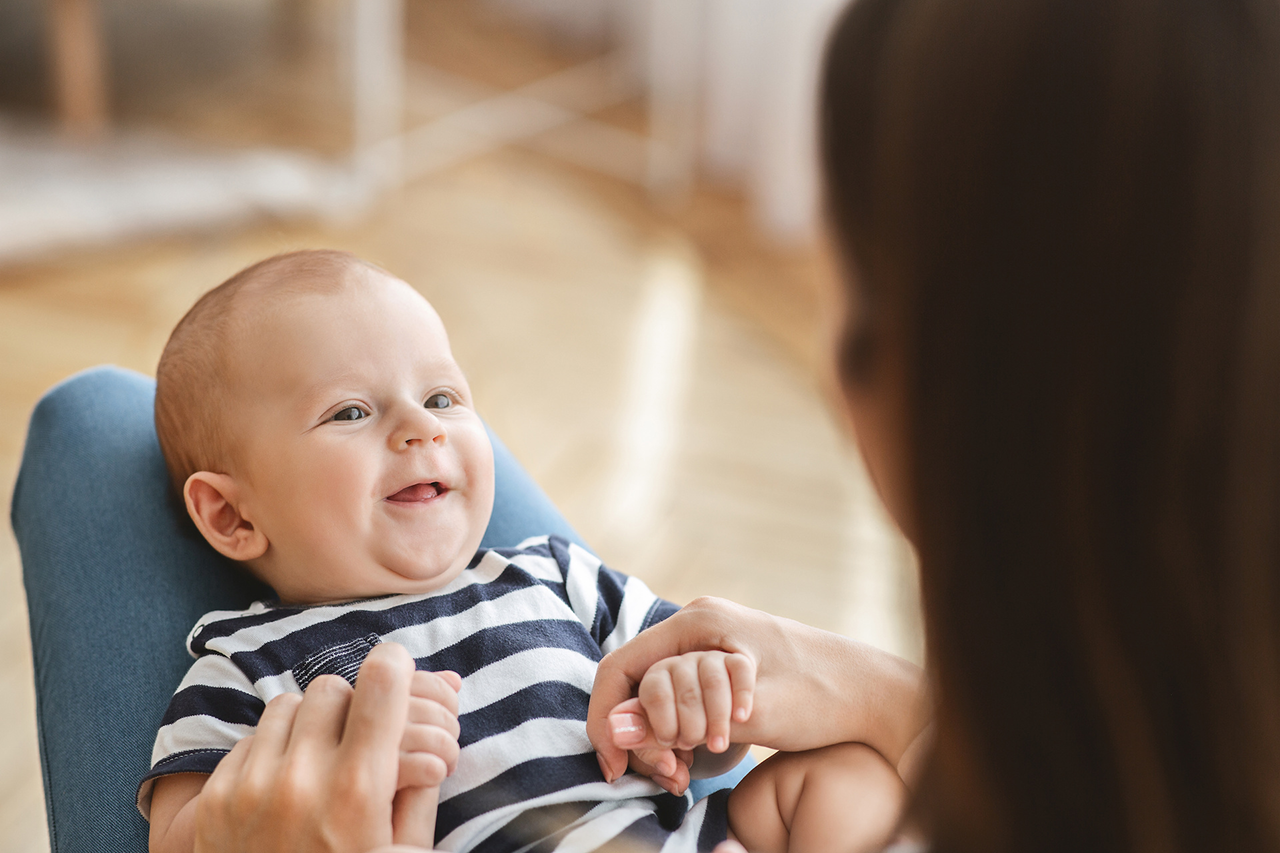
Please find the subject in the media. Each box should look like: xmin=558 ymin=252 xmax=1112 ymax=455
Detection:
xmin=155 ymin=249 xmax=385 ymax=496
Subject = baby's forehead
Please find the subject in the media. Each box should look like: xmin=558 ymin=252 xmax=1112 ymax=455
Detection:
xmin=220 ymin=270 xmax=452 ymax=390
xmin=229 ymin=265 xmax=442 ymax=341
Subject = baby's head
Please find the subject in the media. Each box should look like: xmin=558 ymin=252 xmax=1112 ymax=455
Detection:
xmin=156 ymin=250 xmax=495 ymax=604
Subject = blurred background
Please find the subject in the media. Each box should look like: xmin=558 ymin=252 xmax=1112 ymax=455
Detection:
xmin=0 ymin=1 xmax=920 ymax=850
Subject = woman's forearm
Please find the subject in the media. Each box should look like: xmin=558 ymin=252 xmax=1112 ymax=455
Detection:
xmin=738 ymin=611 xmax=929 ymax=767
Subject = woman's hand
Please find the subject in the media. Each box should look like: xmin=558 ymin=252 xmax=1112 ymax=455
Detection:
xmin=587 ymin=597 xmax=930 ymax=788
xmin=193 ymin=643 xmax=421 ymax=853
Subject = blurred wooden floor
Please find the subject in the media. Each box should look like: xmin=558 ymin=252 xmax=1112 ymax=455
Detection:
xmin=0 ymin=3 xmax=920 ymax=851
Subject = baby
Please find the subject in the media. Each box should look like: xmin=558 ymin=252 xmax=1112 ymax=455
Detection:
xmin=140 ymin=250 xmax=906 ymax=853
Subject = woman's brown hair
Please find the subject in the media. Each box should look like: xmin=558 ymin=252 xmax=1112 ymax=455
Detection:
xmin=821 ymin=1 xmax=1280 ymax=851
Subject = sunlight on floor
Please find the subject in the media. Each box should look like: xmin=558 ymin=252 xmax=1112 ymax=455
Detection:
xmin=600 ymin=238 xmax=702 ymax=543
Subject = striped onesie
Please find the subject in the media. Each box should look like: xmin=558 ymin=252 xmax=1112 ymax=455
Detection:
xmin=138 ymin=535 xmax=731 ymax=852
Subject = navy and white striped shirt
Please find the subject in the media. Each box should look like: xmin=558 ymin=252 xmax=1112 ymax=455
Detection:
xmin=140 ymin=536 xmax=730 ymax=852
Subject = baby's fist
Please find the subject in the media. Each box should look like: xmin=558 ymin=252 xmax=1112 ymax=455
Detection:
xmin=398 ymin=669 xmax=462 ymax=790
xmin=606 ymin=651 xmax=755 ymax=793
xmin=636 ymin=651 xmax=754 ymax=753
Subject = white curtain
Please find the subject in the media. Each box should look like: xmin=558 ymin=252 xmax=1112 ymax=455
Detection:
xmin=484 ymin=0 xmax=849 ymax=243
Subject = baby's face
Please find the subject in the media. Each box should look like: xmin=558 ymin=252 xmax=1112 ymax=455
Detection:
xmin=224 ymin=271 xmax=494 ymax=604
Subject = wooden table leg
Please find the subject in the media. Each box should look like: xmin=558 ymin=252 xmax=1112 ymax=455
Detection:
xmin=46 ymin=0 xmax=109 ymax=139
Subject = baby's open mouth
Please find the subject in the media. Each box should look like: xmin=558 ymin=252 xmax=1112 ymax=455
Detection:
xmin=387 ymin=482 xmax=445 ymax=502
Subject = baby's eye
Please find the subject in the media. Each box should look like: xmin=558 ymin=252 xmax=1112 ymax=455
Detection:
xmin=332 ymin=406 xmax=366 ymax=422
xmin=424 ymin=393 xmax=452 ymax=410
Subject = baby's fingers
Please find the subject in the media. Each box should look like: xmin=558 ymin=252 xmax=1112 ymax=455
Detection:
xmin=407 ymin=696 xmax=460 ymax=740
xmin=637 ymin=667 xmax=680 ymax=748
xmin=703 ymin=652 xmax=755 ymax=751
xmin=698 ymin=654 xmax=733 ymax=754
xmin=397 ymin=750 xmax=450 ymax=789
xmin=410 ymin=670 xmax=461 ymax=713
xmin=725 ymin=653 xmax=756 ymax=723
xmin=666 ymin=655 xmax=708 ymax=750
xmin=397 ymin=718 xmax=459 ymax=789
xmin=401 ymin=723 xmax=460 ymax=773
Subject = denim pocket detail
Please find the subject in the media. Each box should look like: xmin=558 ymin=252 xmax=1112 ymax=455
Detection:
xmin=292 ymin=633 xmax=382 ymax=691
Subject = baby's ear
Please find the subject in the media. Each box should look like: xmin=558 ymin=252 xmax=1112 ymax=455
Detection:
xmin=184 ymin=472 xmax=268 ymax=562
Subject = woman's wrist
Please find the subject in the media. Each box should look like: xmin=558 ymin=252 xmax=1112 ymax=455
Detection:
xmin=739 ymin=611 xmax=929 ymax=765
xmin=817 ymin=626 xmax=929 ymax=767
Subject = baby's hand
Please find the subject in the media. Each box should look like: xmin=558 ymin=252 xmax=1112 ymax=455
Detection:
xmin=391 ymin=669 xmax=462 ymax=847
xmin=398 ymin=669 xmax=462 ymax=790
xmin=606 ymin=651 xmax=755 ymax=793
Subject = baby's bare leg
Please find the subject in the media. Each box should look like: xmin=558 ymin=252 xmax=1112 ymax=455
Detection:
xmin=726 ymin=743 xmax=907 ymax=853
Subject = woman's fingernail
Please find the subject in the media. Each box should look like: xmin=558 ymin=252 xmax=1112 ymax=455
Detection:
xmin=597 ymin=752 xmax=614 ymax=784
xmin=610 ymin=713 xmax=647 ymax=747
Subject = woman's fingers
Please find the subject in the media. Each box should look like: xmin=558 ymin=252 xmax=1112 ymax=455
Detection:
xmin=193 ymin=645 xmax=425 ymax=853
xmin=629 ymin=748 xmax=689 ymax=795
xmin=251 ymin=693 xmax=303 ymax=758
xmin=391 ymin=787 xmax=439 ymax=849
xmin=218 ymin=733 xmax=254 ymax=779
xmin=243 ymin=693 xmax=302 ymax=787
xmin=342 ymin=644 xmax=415 ymax=762
xmin=607 ymin=697 xmax=648 ymax=748
xmin=199 ymin=732 xmax=254 ymax=815
xmin=290 ymin=674 xmax=353 ymax=751
xmin=634 ymin=746 xmax=680 ymax=779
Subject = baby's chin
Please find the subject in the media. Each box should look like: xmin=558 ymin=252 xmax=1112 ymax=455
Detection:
xmin=379 ymin=556 xmax=471 ymax=593
xmin=266 ymin=560 xmax=468 ymax=606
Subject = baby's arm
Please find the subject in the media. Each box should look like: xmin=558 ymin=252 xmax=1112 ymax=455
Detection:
xmin=149 ymin=772 xmax=209 ymax=853
xmin=147 ymin=669 xmax=461 ymax=853
xmin=607 ymin=651 xmax=756 ymax=793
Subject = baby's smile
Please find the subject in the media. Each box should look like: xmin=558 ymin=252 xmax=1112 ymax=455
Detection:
xmin=387 ymin=481 xmax=447 ymax=502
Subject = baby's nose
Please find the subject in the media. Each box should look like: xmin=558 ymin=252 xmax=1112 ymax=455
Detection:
xmin=391 ymin=405 xmax=446 ymax=447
